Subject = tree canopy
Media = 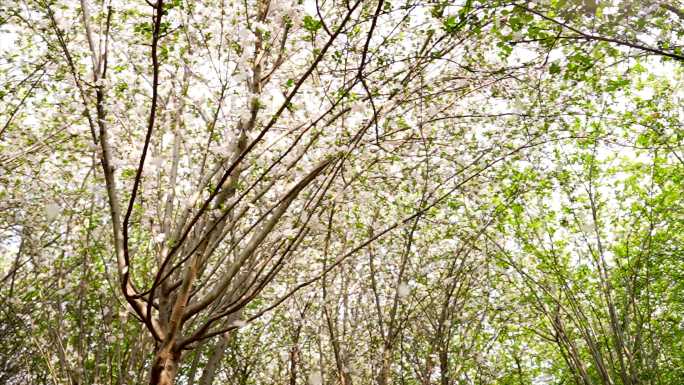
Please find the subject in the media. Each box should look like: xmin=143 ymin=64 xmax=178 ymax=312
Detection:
xmin=1 ymin=0 xmax=683 ymax=384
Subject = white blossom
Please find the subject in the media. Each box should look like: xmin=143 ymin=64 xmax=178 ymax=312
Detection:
xmin=398 ymin=282 xmax=410 ymax=298
xmin=45 ymin=203 xmax=60 ymax=220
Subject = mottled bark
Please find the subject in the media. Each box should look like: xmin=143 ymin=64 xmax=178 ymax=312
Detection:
xmin=150 ymin=346 xmax=181 ymax=385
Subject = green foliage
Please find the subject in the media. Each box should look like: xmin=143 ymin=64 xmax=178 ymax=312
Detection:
xmin=302 ymin=15 xmax=322 ymax=33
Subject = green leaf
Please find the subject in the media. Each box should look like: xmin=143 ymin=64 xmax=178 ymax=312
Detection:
xmin=442 ymin=15 xmax=459 ymax=33
xmin=303 ymin=15 xmax=323 ymax=33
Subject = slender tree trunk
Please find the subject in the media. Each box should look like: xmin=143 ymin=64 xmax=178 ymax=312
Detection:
xmin=439 ymin=349 xmax=450 ymax=385
xmin=198 ymin=334 xmax=230 ymax=385
xmin=378 ymin=347 xmax=392 ymax=385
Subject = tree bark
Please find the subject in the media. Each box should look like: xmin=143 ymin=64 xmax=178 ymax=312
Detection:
xmin=150 ymin=346 xmax=181 ymax=385
xmin=198 ymin=334 xmax=230 ymax=385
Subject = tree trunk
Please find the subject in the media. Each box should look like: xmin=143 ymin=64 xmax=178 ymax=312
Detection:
xmin=439 ymin=349 xmax=449 ymax=385
xmin=198 ymin=334 xmax=230 ymax=385
xmin=150 ymin=346 xmax=181 ymax=385
xmin=377 ymin=347 xmax=392 ymax=385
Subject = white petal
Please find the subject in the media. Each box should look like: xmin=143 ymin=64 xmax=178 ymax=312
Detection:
xmin=45 ymin=203 xmax=60 ymax=220
xmin=397 ymin=282 xmax=410 ymax=298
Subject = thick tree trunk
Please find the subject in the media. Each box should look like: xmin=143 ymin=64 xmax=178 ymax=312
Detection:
xmin=150 ymin=346 xmax=181 ymax=385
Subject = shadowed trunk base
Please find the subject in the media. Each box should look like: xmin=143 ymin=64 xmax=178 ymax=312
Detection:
xmin=150 ymin=347 xmax=181 ymax=385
